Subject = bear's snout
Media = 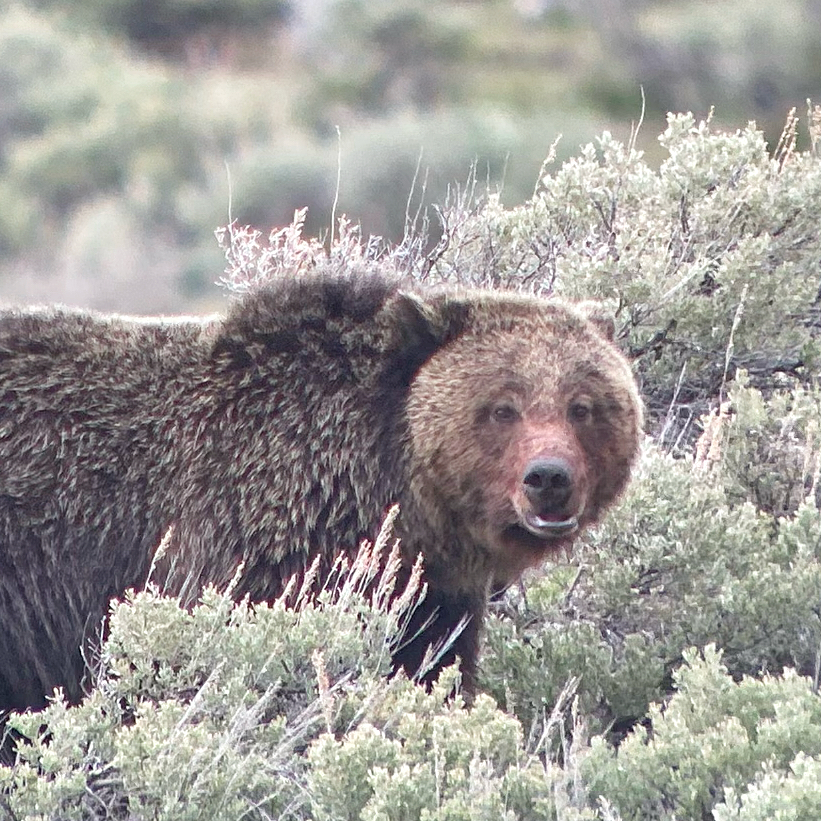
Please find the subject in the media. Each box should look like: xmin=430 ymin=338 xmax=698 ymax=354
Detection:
xmin=522 ymin=458 xmax=573 ymax=513
xmin=516 ymin=453 xmax=583 ymax=539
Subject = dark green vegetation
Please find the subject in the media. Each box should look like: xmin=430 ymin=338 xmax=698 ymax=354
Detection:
xmin=4 ymin=112 xmax=821 ymax=819
xmin=3 ymin=0 xmax=821 ymax=309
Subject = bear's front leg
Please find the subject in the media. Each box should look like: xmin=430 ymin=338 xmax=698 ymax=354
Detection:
xmin=391 ymin=586 xmax=482 ymax=697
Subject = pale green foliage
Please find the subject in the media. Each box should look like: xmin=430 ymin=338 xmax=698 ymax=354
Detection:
xmin=717 ymin=375 xmax=821 ymax=513
xmin=585 ymin=646 xmax=821 ymax=821
xmin=714 ymin=754 xmax=821 ymax=821
xmin=0 ymin=589 xmax=581 ymax=820
xmin=0 ymin=528 xmax=408 ymax=818
xmin=2 ymin=586 xmax=380 ymax=818
xmin=308 ymin=692 xmax=546 ymax=821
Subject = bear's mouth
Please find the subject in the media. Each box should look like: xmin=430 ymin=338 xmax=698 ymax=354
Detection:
xmin=502 ymin=513 xmax=579 ymax=555
xmin=520 ymin=510 xmax=579 ymax=538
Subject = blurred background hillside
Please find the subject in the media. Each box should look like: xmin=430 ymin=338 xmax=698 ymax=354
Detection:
xmin=3 ymin=0 xmax=821 ymax=311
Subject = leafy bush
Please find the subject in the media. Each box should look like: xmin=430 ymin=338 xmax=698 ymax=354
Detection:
xmin=585 ymin=646 xmax=821 ymax=821
xmin=0 ymin=535 xmax=577 ymax=820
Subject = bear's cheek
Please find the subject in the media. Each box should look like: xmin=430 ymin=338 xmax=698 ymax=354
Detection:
xmin=429 ymin=441 xmax=502 ymax=524
xmin=575 ymin=411 xmax=640 ymax=519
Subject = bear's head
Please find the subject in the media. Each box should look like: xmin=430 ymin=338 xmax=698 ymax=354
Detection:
xmin=401 ymin=290 xmax=642 ymax=591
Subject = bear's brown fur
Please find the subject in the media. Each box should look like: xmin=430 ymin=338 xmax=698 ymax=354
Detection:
xmin=0 ymin=272 xmax=642 ymax=714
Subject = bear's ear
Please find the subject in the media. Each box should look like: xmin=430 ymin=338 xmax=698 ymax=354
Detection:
xmin=386 ymin=291 xmax=471 ymax=384
xmin=575 ymin=301 xmax=617 ymax=341
xmin=394 ymin=291 xmax=471 ymax=342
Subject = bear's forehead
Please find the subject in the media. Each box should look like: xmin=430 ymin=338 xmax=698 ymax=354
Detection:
xmin=465 ymin=299 xmax=586 ymax=331
xmin=424 ymin=324 xmax=623 ymax=396
xmin=453 ymin=319 xmax=609 ymax=365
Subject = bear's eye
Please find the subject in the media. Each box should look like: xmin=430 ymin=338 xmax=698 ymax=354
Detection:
xmin=569 ymin=401 xmax=593 ymax=423
xmin=492 ymin=404 xmax=521 ymax=424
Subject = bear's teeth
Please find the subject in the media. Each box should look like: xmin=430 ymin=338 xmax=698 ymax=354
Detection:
xmin=523 ymin=513 xmax=578 ymax=538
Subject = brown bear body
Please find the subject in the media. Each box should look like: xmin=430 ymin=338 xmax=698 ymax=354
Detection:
xmin=0 ymin=272 xmax=642 ymax=714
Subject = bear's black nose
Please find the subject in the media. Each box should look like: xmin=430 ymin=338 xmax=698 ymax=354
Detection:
xmin=522 ymin=458 xmax=573 ymax=512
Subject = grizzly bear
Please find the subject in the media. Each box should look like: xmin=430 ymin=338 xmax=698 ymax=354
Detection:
xmin=0 ymin=271 xmax=642 ymax=715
